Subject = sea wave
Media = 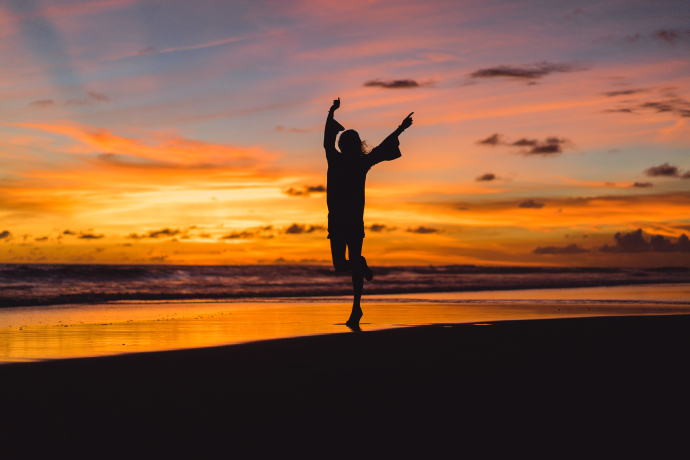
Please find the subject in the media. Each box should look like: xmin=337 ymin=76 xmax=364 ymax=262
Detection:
xmin=1 ymin=264 xmax=688 ymax=308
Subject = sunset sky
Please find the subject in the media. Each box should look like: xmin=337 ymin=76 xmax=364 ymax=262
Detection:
xmin=1 ymin=0 xmax=689 ymax=266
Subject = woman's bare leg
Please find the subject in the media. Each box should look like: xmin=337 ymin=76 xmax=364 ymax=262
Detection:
xmin=346 ymin=239 xmax=364 ymax=326
xmin=330 ymin=238 xmax=365 ymax=326
xmin=330 ymin=239 xmax=350 ymax=272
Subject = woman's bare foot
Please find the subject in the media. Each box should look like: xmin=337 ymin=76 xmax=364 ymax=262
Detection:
xmin=346 ymin=305 xmax=363 ymax=327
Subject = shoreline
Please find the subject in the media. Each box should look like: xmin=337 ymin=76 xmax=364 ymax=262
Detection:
xmin=1 ymin=314 xmax=689 ymax=456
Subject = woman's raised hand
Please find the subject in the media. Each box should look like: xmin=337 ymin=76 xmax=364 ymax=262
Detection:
xmin=400 ymin=112 xmax=414 ymax=130
xmin=330 ymin=97 xmax=340 ymax=111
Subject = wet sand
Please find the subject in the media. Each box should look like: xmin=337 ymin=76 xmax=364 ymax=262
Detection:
xmin=1 ymin=314 xmax=689 ymax=458
xmin=3 ymin=284 xmax=689 ymax=362
xmin=2 ymin=298 xmax=689 ymax=362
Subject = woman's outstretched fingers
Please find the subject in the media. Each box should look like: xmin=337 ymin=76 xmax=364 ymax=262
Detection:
xmin=401 ymin=112 xmax=414 ymax=129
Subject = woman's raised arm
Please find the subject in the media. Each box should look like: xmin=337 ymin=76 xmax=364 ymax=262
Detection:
xmin=324 ymin=97 xmax=344 ymax=152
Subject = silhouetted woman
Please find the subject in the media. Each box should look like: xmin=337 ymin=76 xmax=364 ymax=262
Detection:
xmin=324 ymin=97 xmax=413 ymax=327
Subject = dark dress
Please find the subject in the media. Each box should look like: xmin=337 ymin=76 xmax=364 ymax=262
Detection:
xmin=324 ymin=116 xmax=402 ymax=241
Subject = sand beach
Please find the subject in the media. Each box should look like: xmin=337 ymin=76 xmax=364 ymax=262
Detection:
xmin=1 ymin=286 xmax=689 ymax=458
xmin=1 ymin=314 xmax=689 ymax=458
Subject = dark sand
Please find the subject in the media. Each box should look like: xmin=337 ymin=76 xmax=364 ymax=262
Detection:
xmin=2 ymin=315 xmax=689 ymax=458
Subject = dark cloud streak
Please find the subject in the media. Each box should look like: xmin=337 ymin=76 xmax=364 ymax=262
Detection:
xmin=477 ymin=135 xmax=568 ymax=155
xmin=367 ymin=224 xmax=396 ymax=232
xmin=284 ymin=224 xmax=326 ymax=234
xmin=645 ymin=163 xmax=680 ymax=177
xmin=600 ymin=229 xmax=690 ymax=253
xmin=653 ymin=29 xmax=690 ymax=47
xmin=283 ymin=185 xmax=326 ymax=197
xmin=518 ymin=199 xmax=544 ymax=209
xmin=476 ymin=173 xmax=496 ymax=181
xmin=605 ymin=97 xmax=690 ymax=118
xmin=477 ymin=134 xmax=502 ymax=145
xmin=470 ymin=62 xmax=582 ymax=80
xmin=148 ymin=228 xmax=182 ymax=238
xmin=78 ymin=233 xmax=104 ymax=239
xmin=221 ymin=231 xmax=254 ymax=239
xmin=604 ymin=88 xmax=648 ymax=97
xmin=512 ymin=138 xmax=538 ymax=147
xmin=533 ymin=244 xmax=589 ymax=255
xmin=407 ymin=226 xmax=440 ymax=234
xmin=364 ymin=79 xmax=420 ymax=89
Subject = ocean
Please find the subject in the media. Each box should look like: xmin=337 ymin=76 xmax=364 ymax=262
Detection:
xmin=1 ymin=263 xmax=688 ymax=308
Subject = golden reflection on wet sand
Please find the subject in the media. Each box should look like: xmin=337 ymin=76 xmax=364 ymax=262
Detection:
xmin=2 ymin=289 xmax=690 ymax=363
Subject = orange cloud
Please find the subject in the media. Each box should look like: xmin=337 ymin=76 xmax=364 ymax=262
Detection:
xmin=15 ymin=122 xmax=271 ymax=168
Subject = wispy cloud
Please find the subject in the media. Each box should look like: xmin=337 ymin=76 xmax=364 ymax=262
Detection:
xmin=9 ymin=0 xmax=137 ymax=22
xmin=595 ymin=29 xmax=690 ymax=47
xmin=112 ymin=31 xmax=277 ymax=61
xmin=87 ymin=91 xmax=110 ymax=102
xmin=29 ymin=92 xmax=111 ymax=109
xmin=604 ymin=89 xmax=690 ymax=118
xmin=276 ymin=126 xmax=310 ymax=134
xmin=653 ymin=29 xmax=690 ymax=47
xmin=29 ymin=99 xmax=56 ymax=108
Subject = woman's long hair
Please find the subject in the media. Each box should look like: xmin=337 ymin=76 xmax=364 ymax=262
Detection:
xmin=338 ymin=129 xmax=368 ymax=156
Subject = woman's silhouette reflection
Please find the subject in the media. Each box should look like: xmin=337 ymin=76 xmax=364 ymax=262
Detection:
xmin=324 ymin=97 xmax=413 ymax=327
